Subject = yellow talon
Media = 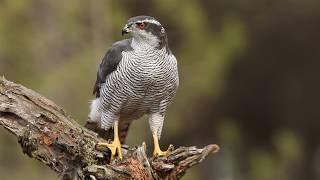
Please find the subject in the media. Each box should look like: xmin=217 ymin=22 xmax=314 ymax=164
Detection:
xmin=98 ymin=138 xmax=122 ymax=161
xmin=97 ymin=121 xmax=122 ymax=162
xmin=153 ymin=133 xmax=169 ymax=156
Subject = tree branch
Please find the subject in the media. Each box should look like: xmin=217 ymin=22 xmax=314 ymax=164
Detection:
xmin=0 ymin=77 xmax=219 ymax=180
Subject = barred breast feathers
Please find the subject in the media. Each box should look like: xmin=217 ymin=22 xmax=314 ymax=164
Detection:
xmin=99 ymin=45 xmax=178 ymax=115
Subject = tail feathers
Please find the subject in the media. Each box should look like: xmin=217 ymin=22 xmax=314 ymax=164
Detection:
xmin=84 ymin=121 xmax=131 ymax=144
xmin=84 ymin=121 xmax=113 ymax=141
xmin=118 ymin=121 xmax=131 ymax=143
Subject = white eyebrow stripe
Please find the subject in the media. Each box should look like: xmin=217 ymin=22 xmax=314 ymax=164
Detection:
xmin=136 ymin=19 xmax=161 ymax=26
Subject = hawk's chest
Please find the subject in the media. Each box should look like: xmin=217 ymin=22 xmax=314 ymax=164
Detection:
xmin=121 ymin=50 xmax=170 ymax=87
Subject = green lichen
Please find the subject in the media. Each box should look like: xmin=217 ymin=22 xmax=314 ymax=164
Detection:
xmin=0 ymin=83 xmax=3 ymax=93
xmin=80 ymin=137 xmax=101 ymax=165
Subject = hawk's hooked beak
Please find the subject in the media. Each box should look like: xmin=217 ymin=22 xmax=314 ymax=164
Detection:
xmin=121 ymin=24 xmax=131 ymax=36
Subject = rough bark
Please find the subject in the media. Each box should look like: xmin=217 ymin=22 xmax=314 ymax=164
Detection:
xmin=0 ymin=77 xmax=219 ymax=180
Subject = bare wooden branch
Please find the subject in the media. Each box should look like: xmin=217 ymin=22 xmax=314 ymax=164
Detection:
xmin=0 ymin=77 xmax=219 ymax=180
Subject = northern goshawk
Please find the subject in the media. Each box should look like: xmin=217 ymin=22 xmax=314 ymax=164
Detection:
xmin=86 ymin=16 xmax=179 ymax=160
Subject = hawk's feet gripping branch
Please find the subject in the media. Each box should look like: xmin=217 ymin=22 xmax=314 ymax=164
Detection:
xmin=152 ymin=133 xmax=169 ymax=157
xmin=97 ymin=121 xmax=122 ymax=162
xmin=97 ymin=138 xmax=122 ymax=162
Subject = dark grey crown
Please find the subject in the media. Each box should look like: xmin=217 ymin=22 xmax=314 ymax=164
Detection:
xmin=127 ymin=16 xmax=157 ymax=24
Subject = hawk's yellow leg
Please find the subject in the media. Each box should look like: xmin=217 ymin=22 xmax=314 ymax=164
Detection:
xmin=153 ymin=133 xmax=169 ymax=156
xmin=97 ymin=121 xmax=122 ymax=161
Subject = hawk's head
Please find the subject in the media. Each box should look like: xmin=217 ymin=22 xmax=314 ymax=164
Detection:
xmin=122 ymin=16 xmax=168 ymax=49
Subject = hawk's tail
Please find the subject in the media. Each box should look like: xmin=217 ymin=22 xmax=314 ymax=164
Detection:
xmin=84 ymin=120 xmax=131 ymax=144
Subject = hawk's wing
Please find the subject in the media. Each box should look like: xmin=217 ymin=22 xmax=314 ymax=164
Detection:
xmin=93 ymin=38 xmax=132 ymax=97
xmin=88 ymin=38 xmax=133 ymax=143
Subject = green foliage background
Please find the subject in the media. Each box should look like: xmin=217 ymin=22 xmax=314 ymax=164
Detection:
xmin=1 ymin=0 xmax=320 ymax=179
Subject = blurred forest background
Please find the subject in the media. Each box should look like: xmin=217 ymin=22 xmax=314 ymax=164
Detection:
xmin=1 ymin=0 xmax=320 ymax=180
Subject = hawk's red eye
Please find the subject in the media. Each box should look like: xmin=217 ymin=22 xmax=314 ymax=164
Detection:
xmin=136 ymin=22 xmax=145 ymax=29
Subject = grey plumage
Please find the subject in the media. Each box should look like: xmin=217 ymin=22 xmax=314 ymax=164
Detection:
xmin=88 ymin=16 xmax=179 ymax=143
xmin=93 ymin=39 xmax=133 ymax=98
